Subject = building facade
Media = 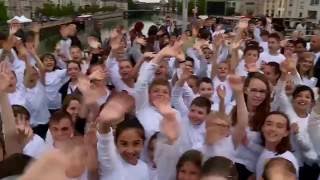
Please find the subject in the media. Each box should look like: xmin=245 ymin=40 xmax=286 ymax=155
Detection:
xmin=263 ymin=0 xmax=287 ymax=17
xmin=98 ymin=0 xmax=128 ymax=10
xmin=6 ymin=0 xmax=46 ymax=18
xmin=239 ymin=0 xmax=265 ymax=16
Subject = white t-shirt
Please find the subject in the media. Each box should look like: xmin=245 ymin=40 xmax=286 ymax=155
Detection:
xmin=259 ymin=41 xmax=268 ymax=52
xmin=259 ymin=51 xmax=286 ymax=65
xmin=255 ymin=149 xmax=299 ymax=180
xmin=44 ymin=69 xmax=68 ymax=109
xmin=23 ymin=134 xmax=46 ymax=159
xmin=97 ymin=131 xmax=150 ymax=180
xmin=25 ymin=82 xmax=50 ymax=126
xmin=8 ymin=87 xmax=26 ymax=106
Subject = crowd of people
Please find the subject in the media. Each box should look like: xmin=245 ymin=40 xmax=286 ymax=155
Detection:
xmin=0 ymin=14 xmax=320 ymax=180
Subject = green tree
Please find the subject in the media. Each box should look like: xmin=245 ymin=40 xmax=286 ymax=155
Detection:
xmin=128 ymin=0 xmax=137 ymax=10
xmin=0 ymin=1 xmax=8 ymax=23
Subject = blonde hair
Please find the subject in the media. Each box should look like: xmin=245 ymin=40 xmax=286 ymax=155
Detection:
xmin=298 ymin=52 xmax=316 ymax=79
xmin=206 ymin=111 xmax=231 ymax=125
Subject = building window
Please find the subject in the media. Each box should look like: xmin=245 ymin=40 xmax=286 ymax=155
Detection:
xmin=308 ymin=11 xmax=317 ymax=19
xmin=310 ymin=0 xmax=320 ymax=5
xmin=289 ymin=4 xmax=292 ymax=6
xmin=288 ymin=11 xmax=292 ymax=16
xmin=299 ymin=12 xmax=303 ymax=17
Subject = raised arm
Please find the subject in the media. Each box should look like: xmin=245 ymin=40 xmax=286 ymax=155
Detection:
xmin=172 ymin=66 xmax=193 ymax=117
xmin=229 ymin=75 xmax=248 ymax=148
xmin=0 ymin=62 xmax=23 ymax=156
xmin=31 ymin=23 xmax=41 ymax=52
xmin=229 ymin=39 xmax=242 ymax=73
xmin=97 ymin=93 xmax=134 ymax=177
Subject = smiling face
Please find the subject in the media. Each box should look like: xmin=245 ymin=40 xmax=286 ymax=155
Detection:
xmin=199 ymin=82 xmax=213 ymax=100
xmin=149 ymin=84 xmax=170 ymax=106
xmin=298 ymin=56 xmax=314 ymax=74
xmin=292 ymin=90 xmax=313 ymax=114
xmin=70 ymin=47 xmax=82 ymax=62
xmin=188 ymin=105 xmax=208 ymax=125
xmin=245 ymin=78 xmax=268 ymax=108
xmin=217 ymin=62 xmax=229 ymax=79
xmin=50 ymin=118 xmax=74 ymax=142
xmin=177 ymin=161 xmax=201 ymax=180
xmin=42 ymin=55 xmax=56 ymax=72
xmin=262 ymin=114 xmax=289 ymax=147
xmin=119 ymin=60 xmax=134 ymax=80
xmin=244 ymin=49 xmax=259 ymax=64
xmin=116 ymin=128 xmax=144 ymax=165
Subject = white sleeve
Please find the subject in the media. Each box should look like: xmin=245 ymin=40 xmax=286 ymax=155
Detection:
xmin=134 ymin=62 xmax=158 ymax=111
xmin=271 ymin=79 xmax=292 ymax=115
xmin=97 ymin=130 xmax=122 ymax=178
xmin=171 ymin=85 xmax=189 ymax=117
xmin=308 ymin=103 xmax=320 ymax=156
xmin=186 ymin=48 xmax=201 ymax=76
xmin=155 ymin=137 xmax=181 ymax=180
xmin=181 ymin=83 xmax=196 ymax=108
xmin=105 ymin=55 xmax=124 ymax=91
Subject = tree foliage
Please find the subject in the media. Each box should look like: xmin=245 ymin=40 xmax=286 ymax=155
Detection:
xmin=0 ymin=1 xmax=8 ymax=23
xmin=128 ymin=0 xmax=137 ymax=10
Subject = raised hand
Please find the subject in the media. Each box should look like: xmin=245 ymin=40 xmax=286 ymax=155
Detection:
xmin=9 ymin=23 xmax=20 ymax=35
xmin=98 ymin=92 xmax=134 ymax=125
xmin=110 ymin=27 xmax=124 ymax=51
xmin=228 ymin=75 xmax=243 ymax=93
xmin=161 ymin=114 xmax=180 ymax=144
xmin=217 ymin=85 xmax=226 ymax=100
xmin=87 ymin=36 xmax=101 ymax=49
xmin=20 ymin=150 xmax=70 ymax=180
xmin=134 ymin=37 xmax=147 ymax=46
xmin=230 ymin=39 xmax=243 ymax=50
xmin=15 ymin=113 xmax=33 ymax=146
xmin=153 ymin=97 xmax=175 ymax=117
xmin=0 ymin=61 xmax=12 ymax=92
xmin=143 ymin=52 xmax=157 ymax=59
xmin=245 ymin=62 xmax=258 ymax=72
xmin=213 ymin=34 xmax=224 ymax=47
xmin=280 ymin=58 xmax=296 ymax=74
xmin=88 ymin=69 xmax=107 ymax=81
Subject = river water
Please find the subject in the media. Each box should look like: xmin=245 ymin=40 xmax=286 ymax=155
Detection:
xmin=39 ymin=14 xmax=161 ymax=54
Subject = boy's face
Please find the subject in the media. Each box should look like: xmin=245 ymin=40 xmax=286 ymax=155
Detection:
xmin=217 ymin=63 xmax=229 ymax=78
xmin=199 ymin=82 xmax=213 ymax=100
xmin=149 ymin=85 xmax=170 ymax=105
xmin=268 ymin=37 xmax=280 ymax=51
xmin=188 ymin=105 xmax=208 ymax=125
xmin=50 ymin=118 xmax=74 ymax=142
